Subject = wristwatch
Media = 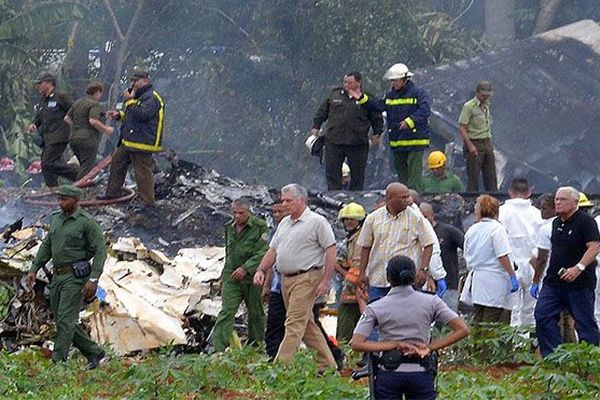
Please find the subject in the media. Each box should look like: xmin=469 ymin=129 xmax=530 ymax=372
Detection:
xmin=575 ymin=263 xmax=586 ymax=272
xmin=419 ymin=267 xmax=429 ymax=272
xmin=89 ymin=278 xmax=99 ymax=283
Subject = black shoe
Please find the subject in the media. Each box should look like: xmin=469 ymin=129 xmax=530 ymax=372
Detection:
xmin=87 ymin=351 xmax=106 ymax=370
xmin=351 ymin=365 xmax=371 ymax=380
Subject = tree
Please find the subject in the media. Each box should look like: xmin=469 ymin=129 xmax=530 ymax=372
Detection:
xmin=484 ymin=0 xmax=516 ymax=45
xmin=533 ymin=0 xmax=563 ymax=34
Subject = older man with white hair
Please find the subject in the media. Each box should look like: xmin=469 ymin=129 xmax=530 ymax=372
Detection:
xmin=253 ymin=183 xmax=337 ymax=371
xmin=534 ymin=186 xmax=600 ymax=357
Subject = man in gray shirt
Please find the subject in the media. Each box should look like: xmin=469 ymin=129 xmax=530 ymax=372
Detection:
xmin=254 ymin=183 xmax=337 ymax=371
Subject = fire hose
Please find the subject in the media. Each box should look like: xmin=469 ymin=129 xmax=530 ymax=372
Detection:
xmin=23 ymin=155 xmax=136 ymax=207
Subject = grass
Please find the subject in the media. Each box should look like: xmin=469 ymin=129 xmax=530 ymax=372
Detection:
xmin=1 ymin=329 xmax=600 ymax=399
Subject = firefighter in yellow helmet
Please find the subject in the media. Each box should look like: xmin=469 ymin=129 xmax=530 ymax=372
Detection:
xmin=422 ymin=150 xmax=464 ymax=193
xmin=578 ymin=192 xmax=594 ymax=210
xmin=335 ymin=202 xmax=368 ymax=342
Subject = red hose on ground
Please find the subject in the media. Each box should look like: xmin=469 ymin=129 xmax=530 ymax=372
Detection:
xmin=23 ymin=155 xmax=137 ymax=207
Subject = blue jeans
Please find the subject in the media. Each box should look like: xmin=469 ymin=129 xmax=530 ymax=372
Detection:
xmin=367 ymin=286 xmax=391 ymax=341
xmin=535 ymin=284 xmax=599 ymax=357
xmin=374 ymin=370 xmax=435 ymax=400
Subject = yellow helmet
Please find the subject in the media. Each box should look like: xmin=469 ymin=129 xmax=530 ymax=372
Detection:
xmin=338 ymin=202 xmax=366 ymax=220
xmin=578 ymin=192 xmax=594 ymax=208
xmin=427 ymin=151 xmax=446 ymax=169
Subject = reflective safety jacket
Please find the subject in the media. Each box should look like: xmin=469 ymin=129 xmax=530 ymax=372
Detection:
xmin=117 ymin=83 xmax=165 ymax=153
xmin=357 ymin=80 xmax=430 ymax=152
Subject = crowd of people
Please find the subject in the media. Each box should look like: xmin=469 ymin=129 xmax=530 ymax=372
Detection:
xmin=309 ymin=63 xmax=496 ymax=194
xmin=27 ymin=67 xmax=164 ymax=212
xmin=22 ymin=62 xmax=600 ymax=399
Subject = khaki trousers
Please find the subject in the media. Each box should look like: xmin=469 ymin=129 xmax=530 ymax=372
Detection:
xmin=276 ymin=269 xmax=336 ymax=370
xmin=106 ymin=146 xmax=155 ymax=205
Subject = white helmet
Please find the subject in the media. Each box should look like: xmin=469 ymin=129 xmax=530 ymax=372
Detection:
xmin=384 ymin=63 xmax=414 ymax=80
xmin=305 ymin=134 xmax=325 ymax=156
xmin=341 ymin=162 xmax=350 ymax=177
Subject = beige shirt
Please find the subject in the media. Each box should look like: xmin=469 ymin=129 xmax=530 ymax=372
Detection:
xmin=358 ymin=206 xmax=435 ymax=287
xmin=270 ymin=207 xmax=336 ymax=274
xmin=458 ymin=96 xmax=492 ymax=139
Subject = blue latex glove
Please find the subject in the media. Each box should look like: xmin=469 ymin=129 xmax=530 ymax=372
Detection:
xmin=530 ymin=283 xmax=539 ymax=299
xmin=509 ymin=275 xmax=520 ymax=293
xmin=436 ymin=279 xmax=447 ymax=298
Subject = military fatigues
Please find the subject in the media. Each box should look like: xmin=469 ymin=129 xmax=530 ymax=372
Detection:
xmin=30 ymin=208 xmax=107 ymax=362
xmin=33 ymin=90 xmax=79 ymax=186
xmin=312 ymin=87 xmax=383 ymax=190
xmin=422 ymin=171 xmax=465 ymax=193
xmin=106 ymin=83 xmax=164 ymax=205
xmin=336 ymin=227 xmax=363 ymax=343
xmin=67 ymin=95 xmax=104 ymax=180
xmin=458 ymin=97 xmax=497 ymax=192
xmin=211 ymin=215 xmax=269 ymax=352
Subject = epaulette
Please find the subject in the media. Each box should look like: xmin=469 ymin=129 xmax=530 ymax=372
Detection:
xmin=79 ymin=210 xmax=94 ymax=219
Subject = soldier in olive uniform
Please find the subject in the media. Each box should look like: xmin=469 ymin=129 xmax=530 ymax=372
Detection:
xmin=64 ymin=81 xmax=114 ymax=180
xmin=211 ymin=198 xmax=269 ymax=352
xmin=26 ymin=185 xmax=107 ymax=368
xmin=27 ymin=72 xmax=79 ymax=187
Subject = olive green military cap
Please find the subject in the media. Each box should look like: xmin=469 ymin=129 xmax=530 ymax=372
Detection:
xmin=476 ymin=81 xmax=493 ymax=95
xmin=36 ymin=71 xmax=57 ymax=84
xmin=55 ymin=185 xmax=84 ymax=199
xmin=130 ymin=66 xmax=149 ymax=79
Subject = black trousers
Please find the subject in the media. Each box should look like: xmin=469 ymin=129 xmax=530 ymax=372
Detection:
xmin=41 ymin=142 xmax=79 ymax=187
xmin=265 ymin=291 xmax=286 ymax=359
xmin=324 ymin=141 xmax=369 ymax=191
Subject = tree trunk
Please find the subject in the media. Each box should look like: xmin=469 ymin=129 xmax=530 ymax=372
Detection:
xmin=484 ymin=0 xmax=516 ymax=46
xmin=101 ymin=0 xmax=146 ymax=154
xmin=533 ymin=0 xmax=562 ymax=35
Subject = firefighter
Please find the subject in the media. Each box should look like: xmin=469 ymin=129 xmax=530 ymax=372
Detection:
xmin=335 ymin=202 xmax=367 ymax=343
xmin=348 ymin=63 xmax=431 ymax=192
xmin=98 ymin=67 xmax=165 ymax=207
xmin=422 ymin=151 xmax=464 ymax=193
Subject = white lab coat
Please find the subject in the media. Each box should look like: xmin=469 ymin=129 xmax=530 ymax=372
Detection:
xmin=462 ymin=218 xmax=514 ymax=310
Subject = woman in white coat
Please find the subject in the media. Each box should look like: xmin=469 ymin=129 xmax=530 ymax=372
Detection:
xmin=462 ymin=195 xmax=519 ymax=323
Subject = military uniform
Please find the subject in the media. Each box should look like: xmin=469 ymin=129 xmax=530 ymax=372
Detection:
xmin=312 ymin=87 xmax=383 ymax=191
xmin=33 ymin=90 xmax=78 ymax=186
xmin=30 ymin=203 xmax=107 ymax=362
xmin=211 ymin=215 xmax=269 ymax=352
xmin=422 ymin=171 xmax=464 ymax=193
xmin=67 ymin=95 xmax=104 ymax=179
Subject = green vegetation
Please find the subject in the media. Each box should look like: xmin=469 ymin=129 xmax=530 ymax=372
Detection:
xmin=1 ymin=327 xmax=600 ymax=399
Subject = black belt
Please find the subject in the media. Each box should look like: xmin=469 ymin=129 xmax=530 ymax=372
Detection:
xmin=282 ymin=266 xmax=322 ymax=278
xmin=54 ymin=265 xmax=72 ymax=275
